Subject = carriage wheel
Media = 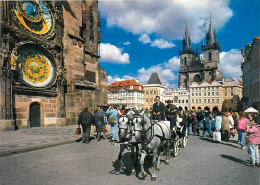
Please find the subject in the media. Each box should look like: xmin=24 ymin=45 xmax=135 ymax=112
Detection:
xmin=172 ymin=140 xmax=179 ymax=157
xmin=182 ymin=129 xmax=188 ymax=148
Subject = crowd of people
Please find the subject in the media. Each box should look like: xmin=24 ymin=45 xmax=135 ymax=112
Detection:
xmin=77 ymin=95 xmax=260 ymax=167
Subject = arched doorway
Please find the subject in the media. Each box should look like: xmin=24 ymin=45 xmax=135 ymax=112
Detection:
xmin=30 ymin=102 xmax=41 ymax=127
xmin=204 ymin=106 xmax=210 ymax=111
xmin=213 ymin=106 xmax=219 ymax=113
xmin=193 ymin=74 xmax=202 ymax=83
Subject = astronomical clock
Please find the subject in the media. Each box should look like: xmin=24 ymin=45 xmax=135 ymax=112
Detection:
xmin=10 ymin=0 xmax=55 ymax=38
xmin=14 ymin=44 xmax=56 ymax=88
xmin=8 ymin=1 xmax=61 ymax=90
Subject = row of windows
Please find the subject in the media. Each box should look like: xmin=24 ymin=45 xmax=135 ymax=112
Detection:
xmin=192 ymin=92 xmax=219 ymax=96
xmin=191 ymin=87 xmax=219 ymax=91
xmin=192 ymin=99 xmax=220 ymax=104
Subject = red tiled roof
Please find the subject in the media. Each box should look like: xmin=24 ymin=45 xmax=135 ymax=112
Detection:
xmin=255 ymin=36 xmax=260 ymax=40
xmin=238 ymin=80 xmax=243 ymax=86
xmin=108 ymin=79 xmax=144 ymax=92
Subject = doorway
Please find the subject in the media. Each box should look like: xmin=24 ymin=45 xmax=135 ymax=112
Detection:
xmin=30 ymin=102 xmax=41 ymax=127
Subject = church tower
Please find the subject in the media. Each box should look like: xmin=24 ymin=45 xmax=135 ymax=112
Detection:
xmin=202 ymin=12 xmax=222 ymax=82
xmin=179 ymin=22 xmax=195 ymax=88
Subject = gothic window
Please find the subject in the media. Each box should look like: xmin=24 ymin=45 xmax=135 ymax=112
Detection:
xmin=209 ymin=52 xmax=212 ymax=61
xmin=184 ymin=57 xmax=186 ymax=65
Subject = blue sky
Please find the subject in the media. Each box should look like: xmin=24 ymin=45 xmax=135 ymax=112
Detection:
xmin=98 ymin=0 xmax=260 ymax=88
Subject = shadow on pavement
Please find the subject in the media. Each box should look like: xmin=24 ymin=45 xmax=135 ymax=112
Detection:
xmin=109 ymin=150 xmax=158 ymax=180
xmin=200 ymin=137 xmax=239 ymax=149
xmin=220 ymin=154 xmax=246 ymax=165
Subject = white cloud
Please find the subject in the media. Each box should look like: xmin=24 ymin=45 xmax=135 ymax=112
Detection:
xmin=138 ymin=34 xmax=175 ymax=49
xmin=138 ymin=34 xmax=151 ymax=44
xmin=151 ymin=38 xmax=175 ymax=49
xmin=220 ymin=49 xmax=242 ymax=80
xmin=164 ymin=56 xmax=180 ymax=70
xmin=100 ymin=0 xmax=233 ymax=43
xmin=108 ymin=56 xmax=180 ymax=87
xmin=100 ymin=43 xmax=130 ymax=64
xmin=123 ymin=41 xmax=131 ymax=45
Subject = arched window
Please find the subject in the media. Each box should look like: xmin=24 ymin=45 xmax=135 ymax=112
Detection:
xmin=184 ymin=57 xmax=187 ymax=65
xmin=209 ymin=52 xmax=212 ymax=61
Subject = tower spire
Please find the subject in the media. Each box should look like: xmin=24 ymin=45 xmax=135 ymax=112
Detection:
xmin=206 ymin=10 xmax=215 ymax=46
xmin=183 ymin=20 xmax=191 ymax=52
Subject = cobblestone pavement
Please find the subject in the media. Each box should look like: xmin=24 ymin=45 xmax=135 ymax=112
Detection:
xmin=0 ymin=133 xmax=259 ymax=185
xmin=0 ymin=125 xmax=111 ymax=157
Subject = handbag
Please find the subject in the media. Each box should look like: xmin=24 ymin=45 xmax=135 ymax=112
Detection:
xmin=75 ymin=127 xmax=81 ymax=135
xmin=213 ymin=131 xmax=221 ymax=142
xmin=108 ymin=117 xmax=115 ymax=124
xmin=103 ymin=126 xmax=107 ymax=134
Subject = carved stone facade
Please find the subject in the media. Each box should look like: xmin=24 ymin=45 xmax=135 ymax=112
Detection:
xmin=0 ymin=0 xmax=107 ymax=130
xmin=179 ymin=17 xmax=222 ymax=88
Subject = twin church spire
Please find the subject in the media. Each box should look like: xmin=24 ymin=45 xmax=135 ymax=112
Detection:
xmin=181 ymin=12 xmax=220 ymax=53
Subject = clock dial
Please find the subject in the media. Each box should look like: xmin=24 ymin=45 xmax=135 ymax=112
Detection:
xmin=16 ymin=45 xmax=55 ymax=87
xmin=11 ymin=1 xmax=55 ymax=37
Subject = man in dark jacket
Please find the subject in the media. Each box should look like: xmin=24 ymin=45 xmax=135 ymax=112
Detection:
xmin=78 ymin=107 xmax=95 ymax=144
xmin=152 ymin=96 xmax=165 ymax=121
xmin=94 ymin=106 xmax=105 ymax=141
xmin=165 ymin=100 xmax=178 ymax=132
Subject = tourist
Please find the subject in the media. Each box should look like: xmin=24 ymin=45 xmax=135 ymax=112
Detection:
xmin=78 ymin=107 xmax=95 ymax=144
xmin=237 ymin=112 xmax=248 ymax=149
xmin=227 ymin=112 xmax=235 ymax=137
xmin=221 ymin=113 xmax=231 ymax=141
xmin=191 ymin=113 xmax=200 ymax=136
xmin=213 ymin=112 xmax=222 ymax=132
xmin=106 ymin=105 xmax=119 ymax=145
xmin=245 ymin=117 xmax=260 ymax=167
xmin=202 ymin=112 xmax=212 ymax=138
xmin=94 ymin=106 xmax=105 ymax=141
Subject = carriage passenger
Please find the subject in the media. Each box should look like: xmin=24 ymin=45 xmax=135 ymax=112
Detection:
xmin=165 ymin=99 xmax=178 ymax=132
xmin=152 ymin=96 xmax=165 ymax=121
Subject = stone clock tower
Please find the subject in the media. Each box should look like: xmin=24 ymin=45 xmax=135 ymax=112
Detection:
xmin=0 ymin=0 xmax=107 ymax=130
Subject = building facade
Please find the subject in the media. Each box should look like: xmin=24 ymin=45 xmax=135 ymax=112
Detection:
xmin=0 ymin=1 xmax=107 ymax=130
xmin=108 ymin=80 xmax=144 ymax=110
xmin=143 ymin=73 xmax=166 ymax=109
xmin=241 ymin=37 xmax=260 ymax=111
xmin=222 ymin=78 xmax=243 ymax=112
xmin=163 ymin=86 xmax=190 ymax=110
xmin=189 ymin=78 xmax=242 ymax=112
xmin=179 ymin=17 xmax=222 ymax=88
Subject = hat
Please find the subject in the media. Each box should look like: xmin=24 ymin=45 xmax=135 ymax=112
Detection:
xmin=166 ymin=100 xmax=172 ymax=103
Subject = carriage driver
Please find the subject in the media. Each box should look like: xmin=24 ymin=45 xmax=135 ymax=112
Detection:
xmin=152 ymin=96 xmax=165 ymax=121
xmin=165 ymin=99 xmax=178 ymax=132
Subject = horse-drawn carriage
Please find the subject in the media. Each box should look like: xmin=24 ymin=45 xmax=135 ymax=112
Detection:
xmin=117 ymin=110 xmax=188 ymax=181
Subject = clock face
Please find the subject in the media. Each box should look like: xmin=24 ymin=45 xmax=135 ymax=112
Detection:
xmin=10 ymin=1 xmax=55 ymax=37
xmin=16 ymin=45 xmax=55 ymax=87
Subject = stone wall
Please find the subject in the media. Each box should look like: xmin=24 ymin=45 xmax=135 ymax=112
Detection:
xmin=14 ymin=95 xmax=59 ymax=128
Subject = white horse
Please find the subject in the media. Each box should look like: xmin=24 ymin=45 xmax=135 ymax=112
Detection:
xmin=134 ymin=112 xmax=171 ymax=181
xmin=117 ymin=110 xmax=139 ymax=175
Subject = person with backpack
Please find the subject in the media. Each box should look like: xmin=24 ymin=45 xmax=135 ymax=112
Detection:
xmin=106 ymin=106 xmax=119 ymax=145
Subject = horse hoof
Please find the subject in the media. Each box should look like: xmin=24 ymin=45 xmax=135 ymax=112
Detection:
xmin=165 ymin=161 xmax=169 ymax=165
xmin=151 ymin=177 xmax=156 ymax=181
xmin=122 ymin=166 xmax=126 ymax=170
xmin=131 ymin=170 xmax=136 ymax=175
xmin=155 ymin=167 xmax=160 ymax=171
xmin=142 ymin=172 xmax=147 ymax=178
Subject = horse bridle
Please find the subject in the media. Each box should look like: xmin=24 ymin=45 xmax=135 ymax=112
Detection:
xmin=118 ymin=115 xmax=133 ymax=141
